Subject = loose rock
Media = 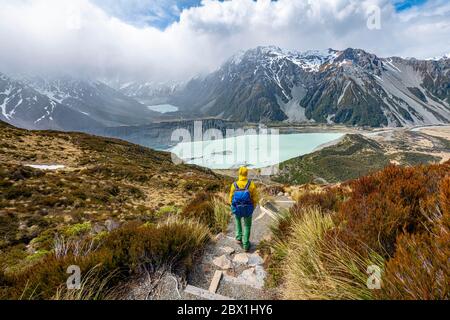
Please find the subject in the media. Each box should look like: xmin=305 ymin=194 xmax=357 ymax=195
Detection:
xmin=220 ymin=246 xmax=235 ymax=255
xmin=213 ymin=255 xmax=233 ymax=270
xmin=233 ymin=253 xmax=249 ymax=265
xmin=248 ymin=253 xmax=264 ymax=266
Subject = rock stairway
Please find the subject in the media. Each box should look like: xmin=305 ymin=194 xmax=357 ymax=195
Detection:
xmin=184 ymin=196 xmax=294 ymax=300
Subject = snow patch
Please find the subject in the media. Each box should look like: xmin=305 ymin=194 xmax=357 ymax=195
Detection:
xmin=25 ymin=164 xmax=66 ymax=170
xmin=338 ymin=81 xmax=351 ymax=105
xmin=277 ymin=85 xmax=309 ymax=122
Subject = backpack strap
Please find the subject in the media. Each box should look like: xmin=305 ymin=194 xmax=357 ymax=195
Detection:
xmin=234 ymin=180 xmax=252 ymax=191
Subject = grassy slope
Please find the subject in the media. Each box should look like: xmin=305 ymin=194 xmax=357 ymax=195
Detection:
xmin=274 ymin=134 xmax=390 ymax=184
xmin=274 ymin=134 xmax=442 ymax=184
xmin=0 ymin=120 xmax=228 ymax=271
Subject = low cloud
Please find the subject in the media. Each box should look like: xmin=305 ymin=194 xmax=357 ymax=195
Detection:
xmin=0 ymin=0 xmax=448 ymax=82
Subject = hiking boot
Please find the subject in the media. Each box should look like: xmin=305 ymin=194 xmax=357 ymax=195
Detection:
xmin=235 ymin=239 xmax=243 ymax=246
xmin=243 ymin=242 xmax=251 ymax=252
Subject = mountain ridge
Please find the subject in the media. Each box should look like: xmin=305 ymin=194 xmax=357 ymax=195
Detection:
xmin=170 ymin=46 xmax=450 ymax=127
xmin=1 ymin=47 xmax=449 ymax=130
xmin=0 ymin=73 xmax=159 ymax=131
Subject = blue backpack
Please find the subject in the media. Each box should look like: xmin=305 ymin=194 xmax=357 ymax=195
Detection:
xmin=231 ymin=181 xmax=254 ymax=218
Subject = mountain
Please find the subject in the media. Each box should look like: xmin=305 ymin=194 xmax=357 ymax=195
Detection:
xmin=0 ymin=74 xmax=159 ymax=131
xmin=171 ymin=46 xmax=450 ymax=127
xmin=0 ymin=73 xmax=102 ymax=130
xmin=21 ymin=75 xmax=160 ymax=126
xmin=3 ymin=47 xmax=449 ymax=130
xmin=108 ymin=80 xmax=183 ymax=105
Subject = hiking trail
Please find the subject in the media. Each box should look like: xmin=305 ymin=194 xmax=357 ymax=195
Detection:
xmin=183 ymin=194 xmax=295 ymax=300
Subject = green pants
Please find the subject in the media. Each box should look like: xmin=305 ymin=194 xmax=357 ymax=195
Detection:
xmin=234 ymin=215 xmax=253 ymax=250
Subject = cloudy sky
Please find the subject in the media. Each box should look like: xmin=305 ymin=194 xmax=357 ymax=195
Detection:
xmin=0 ymin=0 xmax=448 ymax=82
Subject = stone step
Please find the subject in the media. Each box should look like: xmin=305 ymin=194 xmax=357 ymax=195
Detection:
xmin=208 ymin=270 xmax=223 ymax=293
xmin=222 ymin=265 xmax=266 ymax=290
xmin=184 ymin=285 xmax=234 ymax=300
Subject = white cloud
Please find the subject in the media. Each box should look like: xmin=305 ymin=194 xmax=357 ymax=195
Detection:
xmin=0 ymin=0 xmax=448 ymax=82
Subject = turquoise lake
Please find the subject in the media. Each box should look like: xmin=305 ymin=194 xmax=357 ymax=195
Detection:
xmin=171 ymin=132 xmax=344 ymax=169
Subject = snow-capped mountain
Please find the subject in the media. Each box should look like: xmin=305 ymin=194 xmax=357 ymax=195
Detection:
xmin=22 ymin=76 xmax=159 ymax=126
xmin=0 ymin=74 xmax=159 ymax=130
xmin=2 ymin=47 xmax=449 ymax=130
xmin=104 ymin=79 xmax=184 ymax=105
xmin=0 ymin=73 xmax=102 ymax=130
xmin=426 ymin=53 xmax=450 ymax=61
xmin=171 ymin=46 xmax=450 ymax=126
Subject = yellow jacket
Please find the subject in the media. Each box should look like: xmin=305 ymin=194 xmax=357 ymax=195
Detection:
xmin=229 ymin=167 xmax=259 ymax=207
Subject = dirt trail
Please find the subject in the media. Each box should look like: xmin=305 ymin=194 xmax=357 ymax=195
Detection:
xmin=183 ymin=195 xmax=295 ymax=300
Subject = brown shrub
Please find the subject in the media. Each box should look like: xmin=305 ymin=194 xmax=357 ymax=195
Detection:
xmin=380 ymin=203 xmax=449 ymax=300
xmin=1 ymin=219 xmax=210 ymax=300
xmin=439 ymin=176 xmax=450 ymax=215
xmin=264 ymin=185 xmax=285 ymax=196
xmin=332 ymin=163 xmax=449 ymax=258
xmin=297 ymin=187 xmax=345 ymax=213
xmin=180 ymin=192 xmax=215 ymax=229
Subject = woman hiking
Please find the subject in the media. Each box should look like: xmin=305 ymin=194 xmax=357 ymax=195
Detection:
xmin=229 ymin=167 xmax=259 ymax=252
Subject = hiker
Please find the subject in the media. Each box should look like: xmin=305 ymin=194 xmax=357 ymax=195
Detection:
xmin=229 ymin=167 xmax=259 ymax=252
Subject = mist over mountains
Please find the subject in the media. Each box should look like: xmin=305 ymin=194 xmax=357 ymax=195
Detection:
xmin=1 ymin=46 xmax=449 ymax=130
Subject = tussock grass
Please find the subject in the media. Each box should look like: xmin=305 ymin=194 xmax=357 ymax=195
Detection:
xmin=1 ymin=217 xmax=211 ymax=300
xmin=180 ymin=192 xmax=230 ymax=234
xmin=158 ymin=216 xmax=211 ymax=250
xmin=281 ymin=207 xmax=384 ymax=300
xmin=212 ymin=197 xmax=231 ymax=234
xmin=52 ymin=266 xmax=118 ymax=300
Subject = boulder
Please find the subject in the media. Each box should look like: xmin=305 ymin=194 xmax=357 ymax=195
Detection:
xmin=237 ymin=266 xmax=266 ymax=289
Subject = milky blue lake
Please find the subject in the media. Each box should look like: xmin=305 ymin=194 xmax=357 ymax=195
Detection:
xmin=171 ymin=132 xmax=344 ymax=169
xmin=147 ymin=104 xmax=179 ymax=113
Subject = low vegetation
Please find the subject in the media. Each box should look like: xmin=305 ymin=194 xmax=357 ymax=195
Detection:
xmin=274 ymin=134 xmax=445 ymax=185
xmin=180 ymin=192 xmax=231 ymax=234
xmin=275 ymin=134 xmax=391 ymax=184
xmin=0 ymin=218 xmax=211 ymax=299
xmin=0 ymin=120 xmax=231 ymax=299
xmin=281 ymin=207 xmax=384 ymax=299
xmin=265 ymin=161 xmax=449 ymax=300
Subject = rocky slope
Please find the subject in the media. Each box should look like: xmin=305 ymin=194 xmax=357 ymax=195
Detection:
xmin=89 ymin=118 xmax=252 ymax=149
xmin=0 ymin=73 xmax=103 ymax=131
xmin=107 ymin=80 xmax=183 ymax=106
xmin=171 ymin=47 xmax=450 ymax=127
xmin=0 ymin=74 xmax=159 ymax=130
